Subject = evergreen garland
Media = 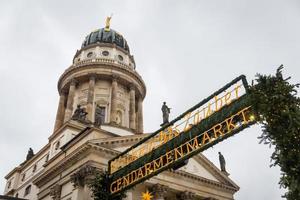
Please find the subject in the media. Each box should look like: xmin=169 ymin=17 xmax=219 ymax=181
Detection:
xmin=249 ymin=65 xmax=300 ymax=199
xmin=88 ymin=171 xmax=126 ymax=200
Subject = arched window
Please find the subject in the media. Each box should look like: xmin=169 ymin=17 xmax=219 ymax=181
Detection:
xmin=102 ymin=51 xmax=109 ymax=56
xmin=87 ymin=52 xmax=94 ymax=58
xmin=95 ymin=105 xmax=106 ymax=126
xmin=24 ymin=185 xmax=31 ymax=196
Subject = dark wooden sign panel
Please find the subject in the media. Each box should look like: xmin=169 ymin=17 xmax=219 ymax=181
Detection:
xmin=108 ymin=75 xmax=255 ymax=196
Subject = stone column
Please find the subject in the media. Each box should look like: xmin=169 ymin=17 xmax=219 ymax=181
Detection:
xmin=70 ymin=165 xmax=97 ymax=200
xmin=87 ymin=74 xmax=96 ymax=121
xmin=53 ymin=90 xmax=66 ymax=132
xmin=151 ymin=184 xmax=168 ymax=200
xmin=129 ymin=84 xmax=136 ymax=130
xmin=64 ymin=79 xmax=77 ymax=123
xmin=178 ymin=191 xmax=196 ymax=200
xmin=110 ymin=75 xmax=118 ymax=124
xmin=137 ymin=97 xmax=143 ymax=133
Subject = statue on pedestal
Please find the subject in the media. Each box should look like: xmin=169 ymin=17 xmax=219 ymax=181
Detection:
xmin=218 ymin=152 xmax=227 ymax=173
xmin=26 ymin=148 xmax=34 ymax=161
xmin=72 ymin=105 xmax=88 ymax=122
xmin=161 ymin=102 xmax=171 ymax=125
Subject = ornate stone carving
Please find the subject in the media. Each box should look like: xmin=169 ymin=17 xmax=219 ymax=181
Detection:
xmin=49 ymin=184 xmax=61 ymax=200
xmin=70 ymin=165 xmax=97 ymax=188
xmin=178 ymin=191 xmax=196 ymax=200
xmin=150 ymin=184 xmax=168 ymax=199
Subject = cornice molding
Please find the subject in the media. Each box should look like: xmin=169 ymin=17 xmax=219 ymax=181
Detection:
xmin=57 ymin=61 xmax=146 ymax=99
xmin=33 ymin=143 xmax=118 ymax=187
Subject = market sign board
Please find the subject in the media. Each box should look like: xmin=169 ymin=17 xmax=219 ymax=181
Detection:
xmin=108 ymin=75 xmax=255 ymax=196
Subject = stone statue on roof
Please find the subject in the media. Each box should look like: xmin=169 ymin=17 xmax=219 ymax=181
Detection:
xmin=26 ymin=148 xmax=34 ymax=161
xmin=218 ymin=152 xmax=226 ymax=172
xmin=161 ymin=102 xmax=171 ymax=124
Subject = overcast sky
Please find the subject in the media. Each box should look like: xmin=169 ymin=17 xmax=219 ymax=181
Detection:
xmin=1 ymin=1 xmax=300 ymax=199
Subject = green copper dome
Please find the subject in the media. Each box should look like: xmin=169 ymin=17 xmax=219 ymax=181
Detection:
xmin=81 ymin=28 xmax=130 ymax=53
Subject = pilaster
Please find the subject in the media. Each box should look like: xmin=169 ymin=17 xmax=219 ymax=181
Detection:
xmin=53 ymin=90 xmax=66 ymax=132
xmin=137 ymin=97 xmax=143 ymax=133
xmin=129 ymin=84 xmax=136 ymax=130
xmin=87 ymin=74 xmax=96 ymax=121
xmin=110 ymin=75 xmax=119 ymax=124
xmin=64 ymin=79 xmax=77 ymax=122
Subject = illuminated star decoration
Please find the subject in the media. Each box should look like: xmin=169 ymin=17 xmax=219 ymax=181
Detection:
xmin=141 ymin=190 xmax=153 ymax=200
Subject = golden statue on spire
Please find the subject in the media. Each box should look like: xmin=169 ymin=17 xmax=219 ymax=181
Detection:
xmin=104 ymin=14 xmax=113 ymax=32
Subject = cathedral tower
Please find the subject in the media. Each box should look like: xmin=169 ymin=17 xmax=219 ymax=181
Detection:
xmin=53 ymin=20 xmax=146 ymax=135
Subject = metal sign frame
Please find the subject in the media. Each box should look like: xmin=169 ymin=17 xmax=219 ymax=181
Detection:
xmin=108 ymin=75 xmax=253 ymax=196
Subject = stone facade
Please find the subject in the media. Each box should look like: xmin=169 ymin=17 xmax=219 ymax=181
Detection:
xmin=3 ymin=26 xmax=239 ymax=200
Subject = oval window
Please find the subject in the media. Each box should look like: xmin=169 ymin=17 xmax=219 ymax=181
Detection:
xmin=118 ymin=55 xmax=124 ymax=61
xmin=87 ymin=52 xmax=93 ymax=58
xmin=102 ymin=51 xmax=109 ymax=56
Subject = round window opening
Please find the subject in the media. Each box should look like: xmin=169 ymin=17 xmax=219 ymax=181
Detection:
xmin=102 ymin=51 xmax=109 ymax=56
xmin=87 ymin=52 xmax=93 ymax=58
xmin=118 ymin=55 xmax=124 ymax=61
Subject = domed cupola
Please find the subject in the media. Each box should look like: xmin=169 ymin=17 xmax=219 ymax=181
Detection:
xmin=55 ymin=17 xmax=146 ymax=136
xmin=72 ymin=17 xmax=136 ymax=69
xmin=81 ymin=28 xmax=130 ymax=53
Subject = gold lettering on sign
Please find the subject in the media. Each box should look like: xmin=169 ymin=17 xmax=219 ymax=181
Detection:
xmin=110 ymin=84 xmax=246 ymax=174
xmin=183 ymin=112 xmax=192 ymax=131
xmin=214 ymin=95 xmax=223 ymax=111
xmin=213 ymin=123 xmax=224 ymax=138
xmin=202 ymin=132 xmax=211 ymax=145
xmin=174 ymin=145 xmax=183 ymax=160
xmin=110 ymin=106 xmax=254 ymax=194
xmin=153 ymin=156 xmax=164 ymax=172
xmin=224 ymin=92 xmax=231 ymax=105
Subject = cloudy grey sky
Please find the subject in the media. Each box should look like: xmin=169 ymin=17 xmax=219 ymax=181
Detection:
xmin=1 ymin=0 xmax=300 ymax=199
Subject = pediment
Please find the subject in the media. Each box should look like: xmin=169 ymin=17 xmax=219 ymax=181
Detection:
xmin=180 ymin=157 xmax=220 ymax=182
